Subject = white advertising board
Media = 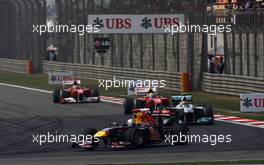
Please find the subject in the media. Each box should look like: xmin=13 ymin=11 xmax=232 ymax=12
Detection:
xmin=48 ymin=72 xmax=74 ymax=85
xmin=240 ymin=93 xmax=264 ymax=112
xmin=88 ymin=14 xmax=184 ymax=34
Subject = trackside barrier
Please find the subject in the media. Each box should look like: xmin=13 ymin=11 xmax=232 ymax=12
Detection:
xmin=202 ymin=73 xmax=264 ymax=96
xmin=0 ymin=58 xmax=28 ymax=74
xmin=43 ymin=61 xmax=181 ymax=91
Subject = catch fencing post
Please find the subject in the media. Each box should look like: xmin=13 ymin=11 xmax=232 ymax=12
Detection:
xmin=27 ymin=60 xmax=33 ymax=74
xmin=180 ymin=72 xmax=190 ymax=92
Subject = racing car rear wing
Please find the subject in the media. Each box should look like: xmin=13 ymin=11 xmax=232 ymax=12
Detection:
xmin=127 ymin=80 xmax=157 ymax=96
xmin=62 ymin=80 xmax=81 ymax=86
xmin=171 ymin=93 xmax=192 ymax=105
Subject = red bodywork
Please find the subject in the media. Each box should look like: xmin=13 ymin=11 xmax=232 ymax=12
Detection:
xmin=131 ymin=107 xmax=176 ymax=126
xmin=64 ymin=87 xmax=91 ymax=97
xmin=136 ymin=96 xmax=170 ymax=108
xmin=59 ymin=87 xmax=97 ymax=104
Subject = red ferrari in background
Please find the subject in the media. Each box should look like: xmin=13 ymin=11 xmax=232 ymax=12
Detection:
xmin=53 ymin=80 xmax=100 ymax=104
xmin=123 ymin=87 xmax=170 ymax=114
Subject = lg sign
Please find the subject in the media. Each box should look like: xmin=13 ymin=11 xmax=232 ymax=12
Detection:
xmin=88 ymin=14 xmax=184 ymax=33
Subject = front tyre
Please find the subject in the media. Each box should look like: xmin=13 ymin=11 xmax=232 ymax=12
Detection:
xmin=53 ymin=89 xmax=61 ymax=103
xmin=125 ymin=127 xmax=146 ymax=148
xmin=124 ymin=98 xmax=134 ymax=114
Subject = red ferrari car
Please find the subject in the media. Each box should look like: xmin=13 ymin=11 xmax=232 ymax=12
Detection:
xmin=123 ymin=87 xmax=170 ymax=114
xmin=53 ymin=80 xmax=100 ymax=104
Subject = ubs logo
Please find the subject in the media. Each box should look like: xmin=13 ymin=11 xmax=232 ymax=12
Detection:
xmin=50 ymin=75 xmax=57 ymax=82
xmin=242 ymin=98 xmax=252 ymax=108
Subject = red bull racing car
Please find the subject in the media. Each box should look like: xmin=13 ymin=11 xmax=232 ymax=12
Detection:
xmin=53 ymin=80 xmax=100 ymax=104
xmin=72 ymin=108 xmax=189 ymax=150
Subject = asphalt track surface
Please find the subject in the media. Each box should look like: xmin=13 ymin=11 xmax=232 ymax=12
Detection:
xmin=0 ymin=86 xmax=264 ymax=165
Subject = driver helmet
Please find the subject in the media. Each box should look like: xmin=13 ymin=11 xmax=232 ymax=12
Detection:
xmin=112 ymin=122 xmax=119 ymax=127
xmin=72 ymin=81 xmax=79 ymax=88
xmin=147 ymin=88 xmax=154 ymax=97
xmin=127 ymin=119 xmax=134 ymax=127
xmin=181 ymin=96 xmax=187 ymax=103
xmin=163 ymin=118 xmax=171 ymax=126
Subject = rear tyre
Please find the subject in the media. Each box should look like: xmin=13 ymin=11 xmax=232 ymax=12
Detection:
xmin=124 ymin=98 xmax=134 ymax=114
xmin=125 ymin=127 xmax=145 ymax=148
xmin=177 ymin=109 xmax=185 ymax=123
xmin=53 ymin=89 xmax=61 ymax=103
xmin=204 ymin=106 xmax=214 ymax=125
xmin=171 ymin=123 xmax=189 ymax=145
xmin=135 ymin=100 xmax=145 ymax=108
xmin=91 ymin=89 xmax=100 ymax=103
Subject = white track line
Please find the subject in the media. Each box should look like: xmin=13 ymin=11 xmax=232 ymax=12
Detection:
xmin=0 ymin=83 xmax=121 ymax=104
xmin=0 ymin=83 xmax=52 ymax=93
xmin=101 ymin=99 xmax=123 ymax=105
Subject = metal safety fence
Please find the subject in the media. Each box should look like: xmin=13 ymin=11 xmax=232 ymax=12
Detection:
xmin=55 ymin=0 xmax=207 ymax=90
xmin=43 ymin=60 xmax=181 ymax=91
xmin=0 ymin=58 xmax=28 ymax=74
xmin=207 ymin=3 xmax=264 ymax=78
xmin=202 ymin=72 xmax=264 ymax=96
xmin=1 ymin=0 xmax=264 ymax=92
xmin=0 ymin=0 xmax=46 ymax=73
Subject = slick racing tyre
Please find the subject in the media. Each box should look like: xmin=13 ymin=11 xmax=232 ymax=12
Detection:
xmin=177 ymin=109 xmax=185 ymax=123
xmin=53 ymin=89 xmax=61 ymax=103
xmin=125 ymin=127 xmax=146 ymax=148
xmin=135 ymin=100 xmax=145 ymax=108
xmin=171 ymin=123 xmax=189 ymax=145
xmin=124 ymin=97 xmax=134 ymax=114
xmin=204 ymin=106 xmax=214 ymax=125
xmin=91 ymin=89 xmax=100 ymax=103
xmin=91 ymin=89 xmax=99 ymax=97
